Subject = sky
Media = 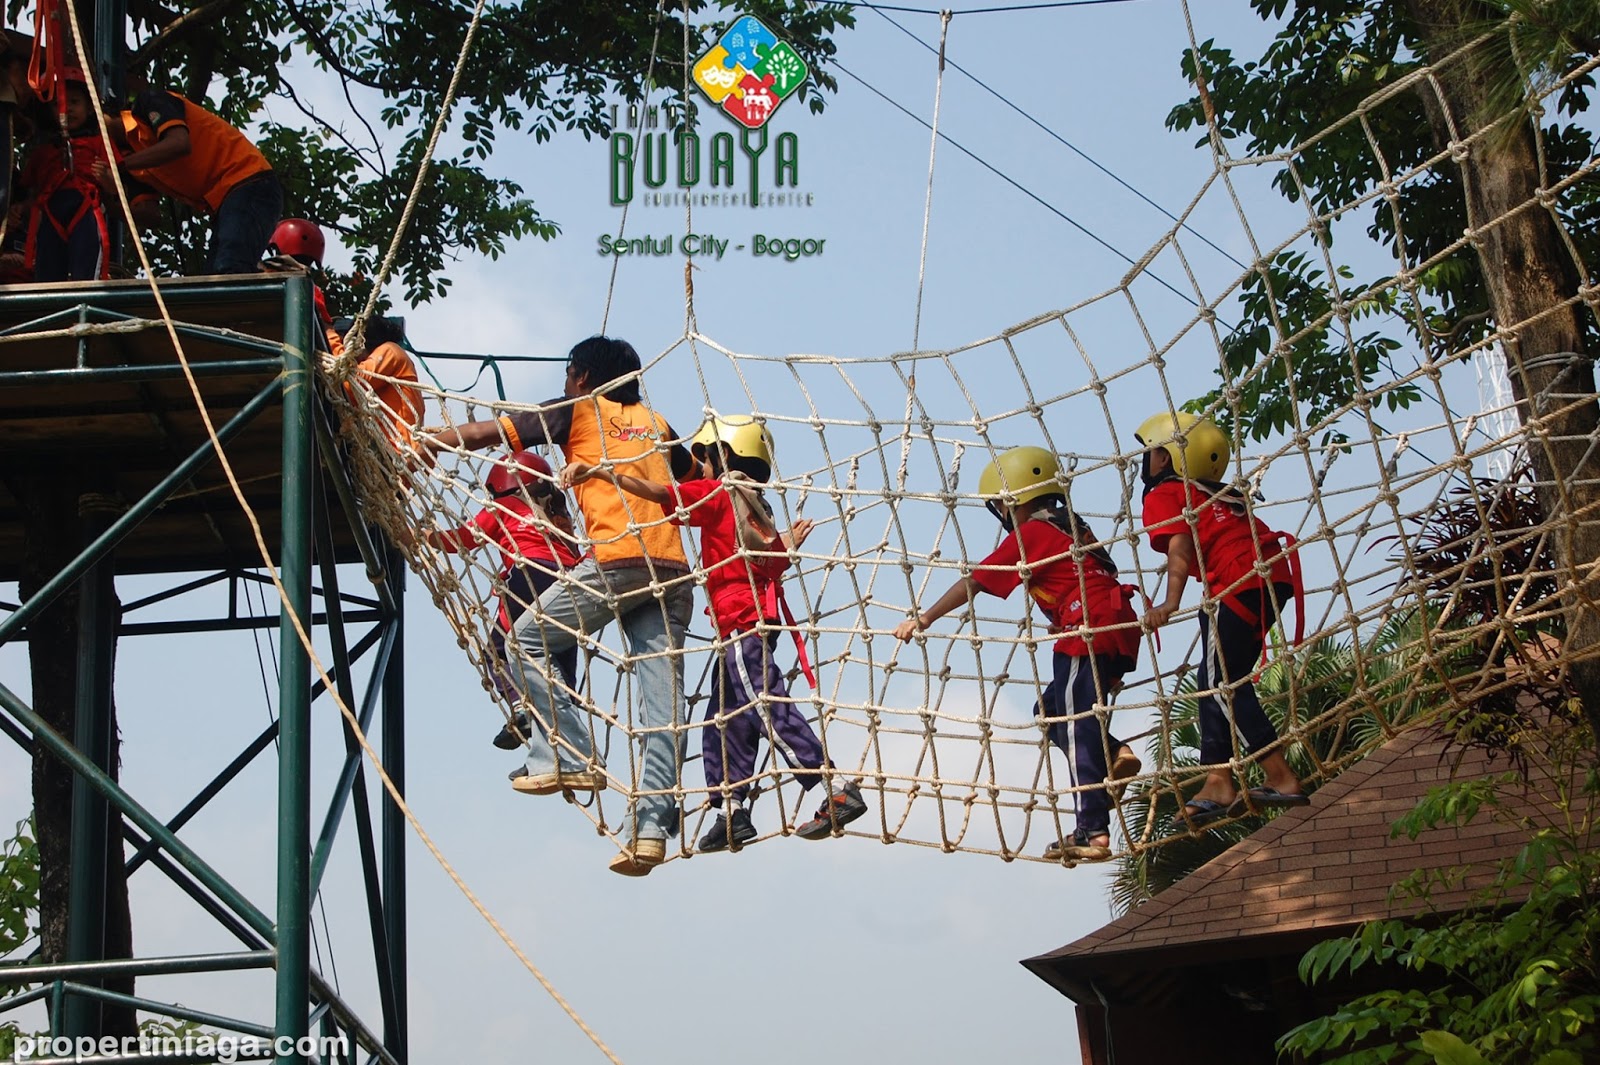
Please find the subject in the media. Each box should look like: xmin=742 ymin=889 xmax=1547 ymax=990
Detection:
xmin=0 ymin=1 xmax=1529 ymax=1062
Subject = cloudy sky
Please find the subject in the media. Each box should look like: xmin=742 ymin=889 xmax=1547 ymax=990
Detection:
xmin=0 ymin=2 xmax=1503 ymax=1061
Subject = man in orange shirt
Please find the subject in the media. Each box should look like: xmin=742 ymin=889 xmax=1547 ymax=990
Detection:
xmin=102 ymin=77 xmax=280 ymax=273
xmin=425 ymin=337 xmax=694 ymax=876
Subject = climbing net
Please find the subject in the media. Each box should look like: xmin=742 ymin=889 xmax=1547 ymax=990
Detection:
xmin=326 ymin=18 xmax=1600 ymax=869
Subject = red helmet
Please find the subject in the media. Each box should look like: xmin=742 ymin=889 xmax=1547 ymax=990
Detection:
xmin=268 ymin=218 xmax=326 ymax=265
xmin=60 ymin=67 xmax=88 ymax=88
xmin=485 ymin=450 xmax=553 ymax=498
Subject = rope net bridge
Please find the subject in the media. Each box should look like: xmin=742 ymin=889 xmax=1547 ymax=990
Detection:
xmin=322 ymin=27 xmax=1598 ymax=870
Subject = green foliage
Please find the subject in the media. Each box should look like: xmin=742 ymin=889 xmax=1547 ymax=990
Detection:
xmin=0 ymin=816 xmax=38 ymax=966
xmin=1169 ymin=2 xmax=1598 ymax=443
xmin=1279 ymin=728 xmax=1600 ymax=1063
xmin=0 ymin=817 xmax=39 ymax=1040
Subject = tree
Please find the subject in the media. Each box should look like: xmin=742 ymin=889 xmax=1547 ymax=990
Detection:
xmin=0 ymin=0 xmax=854 ymax=1035
xmin=1167 ymin=1 xmax=1600 ymax=743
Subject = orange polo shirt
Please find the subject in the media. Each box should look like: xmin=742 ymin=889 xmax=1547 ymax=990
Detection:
xmin=120 ymin=90 xmax=272 ymax=212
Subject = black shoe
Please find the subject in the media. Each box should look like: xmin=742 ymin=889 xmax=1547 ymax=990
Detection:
xmin=492 ymin=711 xmax=532 ymax=750
xmin=796 ymin=782 xmax=868 ymax=840
xmin=697 ymin=808 xmax=757 ymax=852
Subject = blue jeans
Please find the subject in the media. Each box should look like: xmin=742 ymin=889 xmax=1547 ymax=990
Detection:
xmin=208 ymin=171 xmax=281 ymax=273
xmin=509 ymin=558 xmax=693 ymax=842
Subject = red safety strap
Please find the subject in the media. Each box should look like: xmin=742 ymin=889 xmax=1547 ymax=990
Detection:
xmin=23 ymin=175 xmax=110 ymax=280
xmin=773 ymin=586 xmax=816 ymax=690
xmin=27 ymin=0 xmax=67 ymax=111
xmin=1221 ymin=532 xmax=1304 ymax=672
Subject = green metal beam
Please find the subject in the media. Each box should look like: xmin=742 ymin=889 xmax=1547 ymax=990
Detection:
xmin=0 ymin=950 xmax=273 ymax=984
xmin=381 ymin=547 xmax=408 ymax=1061
xmin=0 ymin=950 xmax=272 ymax=984
xmin=0 ymin=357 xmax=283 ymax=387
xmin=274 ymin=275 xmax=315 ymax=1065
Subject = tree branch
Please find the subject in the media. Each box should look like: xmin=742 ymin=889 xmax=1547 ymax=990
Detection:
xmin=280 ymin=0 xmax=421 ymax=94
xmin=130 ymin=0 xmax=243 ymax=68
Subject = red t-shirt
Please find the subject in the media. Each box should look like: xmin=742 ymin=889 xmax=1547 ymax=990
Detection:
xmin=1141 ymin=479 xmax=1291 ymax=599
xmin=669 ymin=478 xmax=788 ymax=638
xmin=438 ymin=496 xmax=584 ymax=626
xmin=970 ymin=519 xmax=1138 ymax=661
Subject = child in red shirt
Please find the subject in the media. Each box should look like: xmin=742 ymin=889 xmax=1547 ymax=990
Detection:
xmin=1136 ymin=411 xmax=1307 ymax=828
xmin=894 ymin=446 xmax=1142 ymax=863
xmin=426 ymin=450 xmax=583 ymax=748
xmin=18 ymin=70 xmax=152 ymax=281
xmin=564 ymin=415 xmax=869 ymax=852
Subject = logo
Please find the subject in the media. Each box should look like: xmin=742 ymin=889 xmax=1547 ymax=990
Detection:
xmin=691 ymin=15 xmax=809 ymax=130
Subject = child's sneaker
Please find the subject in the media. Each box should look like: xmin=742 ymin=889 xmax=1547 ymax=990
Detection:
xmin=697 ymin=808 xmax=757 ymax=853
xmin=1044 ymin=828 xmax=1112 ymax=863
xmin=492 ymin=710 xmax=532 ymax=750
xmin=795 ymin=782 xmax=868 ymax=840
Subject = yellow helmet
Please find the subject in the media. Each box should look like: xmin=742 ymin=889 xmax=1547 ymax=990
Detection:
xmin=978 ymin=446 xmax=1063 ymax=512
xmin=691 ymin=415 xmax=775 ymax=478
xmin=1134 ymin=411 xmax=1229 ymax=481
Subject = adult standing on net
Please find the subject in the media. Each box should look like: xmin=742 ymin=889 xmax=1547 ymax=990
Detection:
xmin=424 ymin=336 xmax=695 ymax=877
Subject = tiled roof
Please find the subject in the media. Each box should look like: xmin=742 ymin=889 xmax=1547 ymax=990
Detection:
xmin=1030 ymin=726 xmax=1536 ymax=967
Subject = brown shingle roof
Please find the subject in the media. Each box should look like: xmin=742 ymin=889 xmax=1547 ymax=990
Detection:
xmin=1027 ymin=725 xmax=1535 ymax=973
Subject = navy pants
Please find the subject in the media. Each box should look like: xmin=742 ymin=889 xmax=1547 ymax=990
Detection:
xmin=208 ymin=171 xmax=282 ymax=273
xmin=703 ymin=630 xmax=827 ymax=807
xmin=33 ymin=189 xmax=105 ymax=281
xmin=1037 ymin=653 xmax=1129 ymax=836
xmin=489 ymin=565 xmax=578 ymax=704
xmin=1196 ymin=583 xmax=1289 ymax=765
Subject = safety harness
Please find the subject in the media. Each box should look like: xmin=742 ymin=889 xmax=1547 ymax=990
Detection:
xmin=22 ymin=132 xmax=111 ymax=279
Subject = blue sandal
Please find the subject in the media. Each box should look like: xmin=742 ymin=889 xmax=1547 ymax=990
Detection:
xmin=1183 ymin=798 xmax=1230 ymax=829
xmin=1227 ymin=787 xmax=1311 ymax=818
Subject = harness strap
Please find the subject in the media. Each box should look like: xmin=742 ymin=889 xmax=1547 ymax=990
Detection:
xmin=1219 ymin=532 xmax=1305 ymax=671
xmin=774 ymin=588 xmax=816 ymax=689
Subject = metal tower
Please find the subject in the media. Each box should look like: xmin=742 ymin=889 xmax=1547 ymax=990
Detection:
xmin=0 ymin=273 xmax=407 ymax=1064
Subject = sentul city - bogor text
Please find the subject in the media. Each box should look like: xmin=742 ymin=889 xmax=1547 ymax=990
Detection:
xmin=596 ymin=234 xmax=825 ymax=261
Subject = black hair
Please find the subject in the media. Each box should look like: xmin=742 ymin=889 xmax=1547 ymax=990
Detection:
xmin=365 ymin=316 xmax=406 ymax=348
xmin=567 ymin=335 xmax=641 ymax=405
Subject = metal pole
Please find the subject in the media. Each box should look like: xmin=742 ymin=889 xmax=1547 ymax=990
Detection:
xmin=274 ymin=276 xmax=314 ymax=1064
xmin=94 ymin=0 xmax=127 ymax=263
xmin=381 ymin=545 xmax=407 ymax=1061
xmin=63 ymin=497 xmax=121 ymax=1037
